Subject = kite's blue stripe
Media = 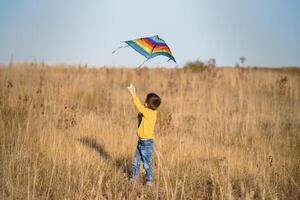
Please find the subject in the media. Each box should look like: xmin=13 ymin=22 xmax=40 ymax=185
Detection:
xmin=149 ymin=52 xmax=176 ymax=62
xmin=125 ymin=41 xmax=150 ymax=59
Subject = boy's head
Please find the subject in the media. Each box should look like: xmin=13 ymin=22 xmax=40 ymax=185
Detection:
xmin=145 ymin=93 xmax=161 ymax=110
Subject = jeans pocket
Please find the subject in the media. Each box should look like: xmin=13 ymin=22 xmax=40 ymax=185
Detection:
xmin=145 ymin=143 xmax=154 ymax=153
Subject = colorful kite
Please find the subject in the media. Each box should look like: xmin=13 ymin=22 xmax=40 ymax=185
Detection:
xmin=112 ymin=35 xmax=176 ymax=67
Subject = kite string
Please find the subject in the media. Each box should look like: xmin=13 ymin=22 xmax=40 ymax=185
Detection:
xmin=137 ymin=58 xmax=149 ymax=69
xmin=154 ymin=58 xmax=172 ymax=66
xmin=138 ymin=58 xmax=173 ymax=68
xmin=112 ymin=44 xmax=129 ymax=54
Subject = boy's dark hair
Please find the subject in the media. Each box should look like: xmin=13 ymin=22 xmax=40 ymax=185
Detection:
xmin=145 ymin=93 xmax=161 ymax=110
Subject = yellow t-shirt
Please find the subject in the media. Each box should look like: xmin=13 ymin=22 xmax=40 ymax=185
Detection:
xmin=132 ymin=94 xmax=157 ymax=139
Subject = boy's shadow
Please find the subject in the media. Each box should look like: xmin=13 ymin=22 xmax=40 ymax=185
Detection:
xmin=78 ymin=137 xmax=131 ymax=174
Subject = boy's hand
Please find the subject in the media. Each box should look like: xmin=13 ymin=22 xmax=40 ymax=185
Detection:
xmin=127 ymin=83 xmax=136 ymax=95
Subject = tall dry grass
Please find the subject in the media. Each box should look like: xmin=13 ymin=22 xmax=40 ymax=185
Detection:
xmin=0 ymin=63 xmax=299 ymax=199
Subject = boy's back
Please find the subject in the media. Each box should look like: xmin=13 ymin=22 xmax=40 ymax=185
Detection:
xmin=127 ymin=84 xmax=161 ymax=185
xmin=132 ymin=94 xmax=157 ymax=139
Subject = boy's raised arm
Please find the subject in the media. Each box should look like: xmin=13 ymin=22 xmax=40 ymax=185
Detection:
xmin=127 ymin=84 xmax=147 ymax=114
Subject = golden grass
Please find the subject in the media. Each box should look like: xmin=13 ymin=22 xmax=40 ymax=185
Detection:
xmin=0 ymin=63 xmax=299 ymax=199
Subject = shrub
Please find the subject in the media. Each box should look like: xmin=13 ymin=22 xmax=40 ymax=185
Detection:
xmin=183 ymin=60 xmax=209 ymax=72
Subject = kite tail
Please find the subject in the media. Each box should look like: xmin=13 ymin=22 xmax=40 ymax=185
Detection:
xmin=137 ymin=58 xmax=149 ymax=69
xmin=112 ymin=44 xmax=128 ymax=54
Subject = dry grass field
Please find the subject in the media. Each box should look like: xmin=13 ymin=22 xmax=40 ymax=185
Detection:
xmin=0 ymin=63 xmax=299 ymax=199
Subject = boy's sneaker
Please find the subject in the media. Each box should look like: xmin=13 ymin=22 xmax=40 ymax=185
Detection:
xmin=146 ymin=181 xmax=153 ymax=187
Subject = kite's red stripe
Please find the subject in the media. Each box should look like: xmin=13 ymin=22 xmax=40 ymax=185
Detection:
xmin=154 ymin=44 xmax=169 ymax=49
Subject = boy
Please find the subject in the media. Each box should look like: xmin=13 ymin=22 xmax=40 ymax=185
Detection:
xmin=127 ymin=84 xmax=161 ymax=186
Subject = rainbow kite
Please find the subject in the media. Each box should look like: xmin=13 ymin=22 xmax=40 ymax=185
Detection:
xmin=113 ymin=35 xmax=176 ymax=67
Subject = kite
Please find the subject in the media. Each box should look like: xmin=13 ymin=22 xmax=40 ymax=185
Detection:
xmin=112 ymin=35 xmax=176 ymax=68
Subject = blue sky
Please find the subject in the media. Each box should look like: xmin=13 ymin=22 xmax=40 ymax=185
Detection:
xmin=0 ymin=0 xmax=299 ymax=67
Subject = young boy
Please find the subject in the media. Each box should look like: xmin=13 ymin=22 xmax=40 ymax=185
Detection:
xmin=127 ymin=84 xmax=161 ymax=186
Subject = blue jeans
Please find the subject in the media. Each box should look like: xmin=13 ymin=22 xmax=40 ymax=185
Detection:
xmin=132 ymin=139 xmax=154 ymax=182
